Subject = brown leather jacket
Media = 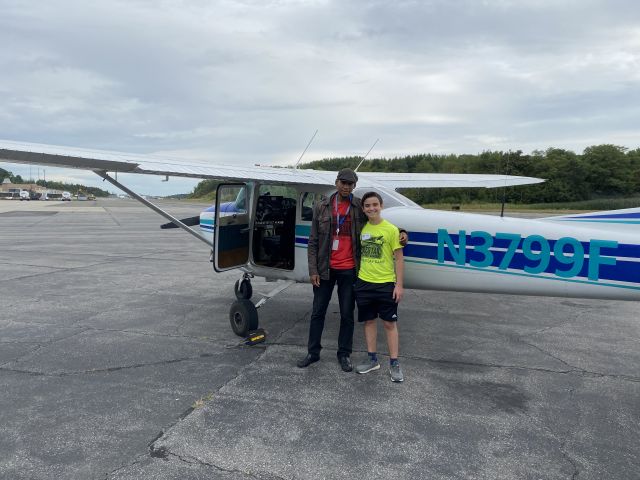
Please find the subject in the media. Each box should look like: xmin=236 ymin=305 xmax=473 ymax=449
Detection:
xmin=307 ymin=193 xmax=366 ymax=280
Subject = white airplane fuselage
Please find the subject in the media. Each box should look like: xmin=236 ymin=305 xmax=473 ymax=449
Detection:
xmin=203 ymin=184 xmax=640 ymax=302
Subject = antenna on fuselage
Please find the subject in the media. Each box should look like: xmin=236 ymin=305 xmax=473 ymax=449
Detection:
xmin=500 ymin=152 xmax=512 ymax=218
xmin=293 ymin=129 xmax=318 ymax=169
xmin=354 ymin=138 xmax=379 ymax=172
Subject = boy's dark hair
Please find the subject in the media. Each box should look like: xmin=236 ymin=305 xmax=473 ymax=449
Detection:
xmin=361 ymin=191 xmax=383 ymax=205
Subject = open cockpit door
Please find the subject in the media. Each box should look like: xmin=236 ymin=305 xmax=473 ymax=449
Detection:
xmin=251 ymin=185 xmax=297 ymax=271
xmin=214 ymin=183 xmax=250 ymax=272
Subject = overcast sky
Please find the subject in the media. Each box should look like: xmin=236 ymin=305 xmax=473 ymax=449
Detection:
xmin=1 ymin=0 xmax=639 ymax=195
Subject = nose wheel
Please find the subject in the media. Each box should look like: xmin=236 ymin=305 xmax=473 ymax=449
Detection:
xmin=228 ymin=278 xmax=295 ymax=337
xmin=229 ymin=299 xmax=259 ymax=336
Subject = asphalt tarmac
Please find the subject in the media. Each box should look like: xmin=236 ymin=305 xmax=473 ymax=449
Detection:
xmin=0 ymin=198 xmax=638 ymax=480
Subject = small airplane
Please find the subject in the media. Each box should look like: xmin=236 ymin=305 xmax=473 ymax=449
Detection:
xmin=1 ymin=140 xmax=638 ymax=338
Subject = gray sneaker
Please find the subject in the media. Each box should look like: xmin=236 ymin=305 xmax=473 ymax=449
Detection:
xmin=389 ymin=363 xmax=404 ymax=382
xmin=355 ymin=359 xmax=381 ymax=374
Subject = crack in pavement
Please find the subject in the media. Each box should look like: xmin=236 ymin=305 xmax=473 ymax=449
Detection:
xmin=0 ymin=259 xmax=123 ymax=282
xmin=0 ymin=340 xmax=42 ymax=345
xmin=103 ymin=453 xmax=148 ymax=480
xmin=519 ymin=386 xmax=582 ymax=480
xmin=74 ymin=325 xmax=220 ymax=341
xmin=261 ymin=337 xmax=640 ymax=384
xmin=144 ymin=313 xmax=305 ymax=477
xmin=551 ymin=387 xmax=582 ymax=480
xmin=518 ymin=340 xmax=578 ymax=370
xmin=0 ymin=328 xmax=91 ymax=368
xmin=174 ymin=303 xmax=191 ymax=336
xmin=1 ymin=319 xmax=222 ymax=342
xmin=165 ymin=451 xmax=288 ymax=480
xmin=399 ymin=354 xmax=640 ymax=383
xmin=515 ymin=339 xmax=640 ymax=383
xmin=435 ymin=338 xmax=496 ymax=361
xmin=272 ymin=309 xmax=310 ymax=344
xmin=0 ymin=343 xmax=44 ymax=368
xmin=0 ymin=352 xmax=219 ymax=377
xmin=518 ymin=323 xmax=565 ymax=338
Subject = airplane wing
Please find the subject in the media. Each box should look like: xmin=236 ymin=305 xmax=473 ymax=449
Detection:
xmin=0 ymin=140 xmax=544 ymax=189
xmin=355 ymin=171 xmax=544 ymax=189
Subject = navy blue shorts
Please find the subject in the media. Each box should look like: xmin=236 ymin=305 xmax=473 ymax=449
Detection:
xmin=354 ymin=278 xmax=398 ymax=322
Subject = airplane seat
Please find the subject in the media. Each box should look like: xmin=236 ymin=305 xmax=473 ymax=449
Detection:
xmin=252 ymin=194 xmax=296 ymax=270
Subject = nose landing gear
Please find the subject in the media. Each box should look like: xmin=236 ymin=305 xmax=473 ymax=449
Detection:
xmin=229 ymin=299 xmax=259 ymax=336
xmin=234 ymin=276 xmax=253 ymax=300
xmin=230 ymin=274 xmax=257 ymax=336
xmin=228 ymin=277 xmax=295 ymax=337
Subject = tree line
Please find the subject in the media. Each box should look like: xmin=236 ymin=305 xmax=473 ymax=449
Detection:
xmin=301 ymin=144 xmax=640 ymax=204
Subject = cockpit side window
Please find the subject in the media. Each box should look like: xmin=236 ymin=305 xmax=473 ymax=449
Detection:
xmin=300 ymin=192 xmax=318 ymax=221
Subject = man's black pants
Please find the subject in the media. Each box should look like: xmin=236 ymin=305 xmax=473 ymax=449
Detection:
xmin=307 ymin=268 xmax=356 ymax=358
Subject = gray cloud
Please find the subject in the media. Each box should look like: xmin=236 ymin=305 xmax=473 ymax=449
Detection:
xmin=1 ymin=0 xmax=639 ymax=194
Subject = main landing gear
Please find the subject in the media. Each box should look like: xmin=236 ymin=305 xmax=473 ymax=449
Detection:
xmin=228 ymin=274 xmax=295 ymax=337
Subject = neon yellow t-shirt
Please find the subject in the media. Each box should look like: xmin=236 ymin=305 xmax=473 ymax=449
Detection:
xmin=358 ymin=219 xmax=402 ymax=283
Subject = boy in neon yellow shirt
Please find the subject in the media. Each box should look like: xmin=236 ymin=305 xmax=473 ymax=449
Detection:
xmin=354 ymin=192 xmax=405 ymax=382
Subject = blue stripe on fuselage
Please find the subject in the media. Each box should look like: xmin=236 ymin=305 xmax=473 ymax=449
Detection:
xmin=404 ymin=230 xmax=639 ymax=285
xmin=402 ymin=244 xmax=639 ymax=284
xmin=406 ymin=231 xmax=640 ymax=259
xmin=567 ymin=212 xmax=640 ymax=220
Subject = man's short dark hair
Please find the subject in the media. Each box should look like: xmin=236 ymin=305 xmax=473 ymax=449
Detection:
xmin=361 ymin=191 xmax=383 ymax=205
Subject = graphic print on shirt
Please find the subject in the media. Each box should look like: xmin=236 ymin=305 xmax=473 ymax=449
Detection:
xmin=361 ymin=235 xmax=385 ymax=262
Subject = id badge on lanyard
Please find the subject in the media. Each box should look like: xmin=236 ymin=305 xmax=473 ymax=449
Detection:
xmin=333 ymin=194 xmax=351 ymax=250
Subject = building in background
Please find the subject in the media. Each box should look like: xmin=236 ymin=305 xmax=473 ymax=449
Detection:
xmin=0 ymin=179 xmax=64 ymax=199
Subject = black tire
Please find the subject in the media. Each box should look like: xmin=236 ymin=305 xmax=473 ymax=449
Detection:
xmin=234 ymin=279 xmax=253 ymax=300
xmin=229 ymin=299 xmax=259 ymax=337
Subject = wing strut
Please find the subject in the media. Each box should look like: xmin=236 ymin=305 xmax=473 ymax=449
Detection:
xmin=95 ymin=171 xmax=213 ymax=248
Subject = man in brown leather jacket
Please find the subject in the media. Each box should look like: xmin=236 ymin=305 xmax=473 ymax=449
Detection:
xmin=297 ymin=168 xmax=407 ymax=372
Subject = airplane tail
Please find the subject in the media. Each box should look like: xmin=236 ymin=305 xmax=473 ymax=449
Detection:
xmin=539 ymin=206 xmax=640 ymax=233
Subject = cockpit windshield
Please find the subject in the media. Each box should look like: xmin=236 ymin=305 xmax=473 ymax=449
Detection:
xmin=353 ymin=187 xmax=419 ymax=208
xmin=234 ymin=187 xmax=246 ymax=211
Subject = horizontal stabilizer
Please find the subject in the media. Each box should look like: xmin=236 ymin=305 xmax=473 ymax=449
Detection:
xmin=160 ymin=215 xmax=200 ymax=229
xmin=540 ymin=206 xmax=640 ymax=233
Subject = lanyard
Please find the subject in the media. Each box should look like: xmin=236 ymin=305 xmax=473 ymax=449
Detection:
xmin=334 ymin=193 xmax=351 ymax=235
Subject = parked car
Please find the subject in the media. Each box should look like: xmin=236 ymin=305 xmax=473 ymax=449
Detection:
xmin=61 ymin=191 xmax=72 ymax=201
xmin=19 ymin=190 xmax=30 ymax=201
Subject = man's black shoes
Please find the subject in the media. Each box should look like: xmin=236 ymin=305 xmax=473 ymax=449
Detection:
xmin=297 ymin=354 xmax=352 ymax=371
xmin=297 ymin=354 xmax=320 ymax=368
xmin=338 ymin=356 xmax=353 ymax=372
